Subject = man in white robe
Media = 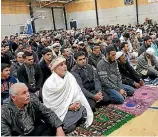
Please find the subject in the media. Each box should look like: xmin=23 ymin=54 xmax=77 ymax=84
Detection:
xmin=42 ymin=56 xmax=93 ymax=134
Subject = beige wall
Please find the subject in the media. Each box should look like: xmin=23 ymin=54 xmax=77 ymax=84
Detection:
xmin=65 ymin=0 xmax=158 ymax=28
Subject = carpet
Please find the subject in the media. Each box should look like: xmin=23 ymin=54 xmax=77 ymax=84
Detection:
xmin=109 ymin=86 xmax=158 ymax=116
xmin=67 ymin=107 xmax=135 ymax=136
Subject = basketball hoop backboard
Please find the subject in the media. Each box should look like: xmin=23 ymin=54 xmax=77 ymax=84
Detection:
xmin=34 ymin=11 xmax=47 ymax=19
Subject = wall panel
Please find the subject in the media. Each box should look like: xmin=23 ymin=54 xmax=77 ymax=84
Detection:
xmin=33 ymin=7 xmax=54 ymax=31
xmin=66 ymin=10 xmax=96 ymax=29
xmin=53 ymin=8 xmax=65 ymax=29
xmin=1 ymin=14 xmax=30 ymax=36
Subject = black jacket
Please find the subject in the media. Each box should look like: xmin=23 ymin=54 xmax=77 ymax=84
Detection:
xmin=71 ymin=64 xmax=102 ymax=99
xmin=39 ymin=60 xmax=52 ymax=85
xmin=138 ymin=43 xmax=149 ymax=56
xmin=17 ymin=64 xmax=43 ymax=93
xmin=1 ymin=54 xmax=11 ymax=65
xmin=88 ymin=53 xmax=102 ymax=69
xmin=1 ymin=94 xmax=63 ymax=136
xmin=66 ymin=55 xmax=76 ymax=71
xmin=71 ymin=72 xmax=95 ymax=99
xmin=5 ymin=51 xmax=14 ymax=60
xmin=37 ymin=43 xmax=45 ymax=60
xmin=118 ymin=61 xmax=141 ymax=86
xmin=11 ymin=42 xmax=18 ymax=52
xmin=113 ymin=44 xmax=121 ymax=52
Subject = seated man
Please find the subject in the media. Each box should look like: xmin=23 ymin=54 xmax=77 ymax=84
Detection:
xmin=78 ymin=41 xmax=89 ymax=57
xmin=97 ymin=46 xmax=135 ymax=104
xmin=1 ymin=83 xmax=65 ymax=136
xmin=1 ymin=63 xmax=18 ymax=105
xmin=60 ymin=47 xmax=76 ymax=71
xmin=136 ymin=47 xmax=158 ymax=79
xmin=112 ymin=38 xmax=121 ymax=52
xmin=23 ymin=44 xmax=39 ymax=64
xmin=120 ymin=42 xmax=137 ymax=66
xmin=3 ymin=43 xmax=14 ymax=60
xmin=88 ymin=44 xmax=103 ymax=69
xmin=10 ymin=52 xmax=24 ymax=78
xmin=116 ymin=51 xmax=144 ymax=88
xmin=72 ymin=51 xmax=109 ymax=111
xmin=1 ymin=45 xmax=11 ymax=65
xmin=48 ymin=43 xmax=61 ymax=58
xmin=15 ymin=43 xmax=24 ymax=54
xmin=138 ymin=36 xmax=152 ymax=56
xmin=17 ymin=51 xmax=43 ymax=94
xmin=42 ymin=56 xmax=93 ymax=134
xmin=151 ymin=35 xmax=158 ymax=60
xmin=39 ymin=48 xmax=52 ymax=85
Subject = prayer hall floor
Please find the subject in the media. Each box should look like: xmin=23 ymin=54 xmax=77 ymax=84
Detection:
xmin=109 ymin=100 xmax=158 ymax=136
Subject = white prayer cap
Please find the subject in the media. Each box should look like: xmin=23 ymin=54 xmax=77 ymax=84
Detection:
xmin=16 ymin=52 xmax=24 ymax=56
xmin=52 ymin=43 xmax=60 ymax=47
xmin=41 ymin=38 xmax=46 ymax=42
xmin=55 ymin=34 xmax=61 ymax=39
xmin=50 ymin=56 xmax=66 ymax=70
xmin=114 ymin=32 xmax=117 ymax=35
xmin=146 ymin=47 xmax=155 ymax=55
xmin=78 ymin=41 xmax=84 ymax=45
xmin=116 ymin=51 xmax=124 ymax=60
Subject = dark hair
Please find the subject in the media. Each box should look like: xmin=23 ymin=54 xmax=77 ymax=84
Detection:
xmin=23 ymin=51 xmax=33 ymax=59
xmin=10 ymin=35 xmax=14 ymax=38
xmin=1 ymin=63 xmax=10 ymax=71
xmin=1 ymin=40 xmax=7 ymax=45
xmin=104 ymin=35 xmax=108 ymax=41
xmin=23 ymin=37 xmax=27 ymax=40
xmin=60 ymin=47 xmax=68 ymax=54
xmin=144 ymin=36 xmax=152 ymax=42
xmin=29 ymin=39 xmax=34 ymax=45
xmin=123 ymin=33 xmax=130 ymax=38
xmin=92 ymin=44 xmax=100 ymax=51
xmin=74 ymin=51 xmax=86 ymax=60
xmin=87 ymin=37 xmax=92 ymax=41
xmin=54 ymin=38 xmax=60 ymax=42
xmin=112 ymin=38 xmax=120 ymax=44
xmin=105 ymin=45 xmax=116 ymax=54
xmin=42 ymin=48 xmax=52 ymax=55
xmin=3 ymin=43 xmax=9 ymax=48
xmin=120 ymin=42 xmax=128 ymax=50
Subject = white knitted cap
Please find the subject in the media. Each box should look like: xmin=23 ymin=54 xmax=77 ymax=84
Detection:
xmin=50 ymin=56 xmax=66 ymax=70
xmin=116 ymin=51 xmax=124 ymax=60
xmin=146 ymin=47 xmax=155 ymax=55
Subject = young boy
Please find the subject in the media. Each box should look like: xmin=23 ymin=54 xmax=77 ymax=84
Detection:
xmin=3 ymin=43 xmax=14 ymax=60
xmin=1 ymin=63 xmax=18 ymax=105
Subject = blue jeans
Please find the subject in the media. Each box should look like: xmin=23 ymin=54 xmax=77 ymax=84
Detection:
xmin=106 ymin=84 xmax=134 ymax=104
